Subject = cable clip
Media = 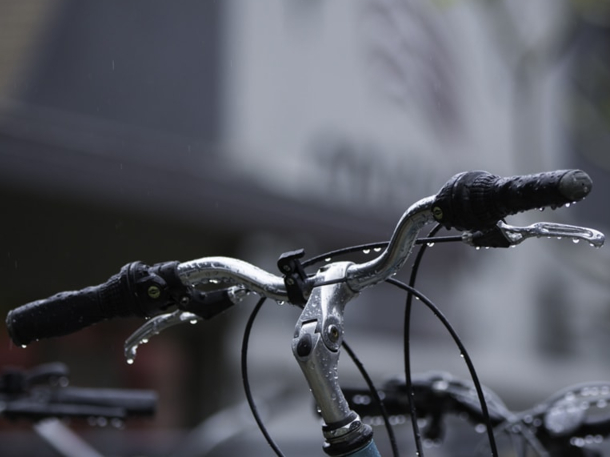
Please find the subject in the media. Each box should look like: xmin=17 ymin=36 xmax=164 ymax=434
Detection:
xmin=278 ymin=249 xmax=309 ymax=306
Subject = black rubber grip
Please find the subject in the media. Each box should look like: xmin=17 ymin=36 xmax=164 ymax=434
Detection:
xmin=6 ymin=261 xmax=185 ymax=347
xmin=432 ymin=169 xmax=592 ymax=231
xmin=6 ymin=268 xmax=134 ymax=347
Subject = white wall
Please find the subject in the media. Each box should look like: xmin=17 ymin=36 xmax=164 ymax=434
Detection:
xmin=220 ymin=0 xmax=519 ymax=212
xmin=218 ymin=0 xmax=610 ymax=408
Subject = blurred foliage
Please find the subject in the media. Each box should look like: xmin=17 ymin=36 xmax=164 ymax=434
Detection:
xmin=570 ymin=0 xmax=610 ymax=20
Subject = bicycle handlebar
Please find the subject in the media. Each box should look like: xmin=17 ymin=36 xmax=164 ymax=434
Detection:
xmin=2 ymin=387 xmax=157 ymax=421
xmin=432 ymin=169 xmax=592 ymax=231
xmin=6 ymin=261 xmax=193 ymax=346
xmin=5 ymin=169 xmax=596 ymax=347
xmin=0 ymin=363 xmax=157 ymax=421
xmin=3 ymin=168 xmax=604 ymax=457
xmin=343 ymin=372 xmax=511 ymax=442
xmin=345 ymin=374 xmax=610 ymax=451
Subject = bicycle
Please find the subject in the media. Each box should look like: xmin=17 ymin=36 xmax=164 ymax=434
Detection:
xmin=343 ymin=372 xmax=610 ymax=457
xmin=5 ymin=169 xmax=607 ymax=456
xmin=0 ymin=362 xmax=157 ymax=457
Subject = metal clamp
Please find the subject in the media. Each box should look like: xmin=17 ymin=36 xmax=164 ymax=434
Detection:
xmin=278 ymin=249 xmax=310 ymax=305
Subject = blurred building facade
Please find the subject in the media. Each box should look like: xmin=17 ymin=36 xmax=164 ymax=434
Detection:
xmin=1 ymin=0 xmax=610 ymax=455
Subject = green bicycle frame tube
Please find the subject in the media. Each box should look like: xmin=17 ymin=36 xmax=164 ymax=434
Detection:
xmin=345 ymin=440 xmax=381 ymax=457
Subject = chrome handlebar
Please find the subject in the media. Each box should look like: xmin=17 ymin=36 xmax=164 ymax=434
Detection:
xmin=176 ymin=196 xmax=439 ymax=302
xmin=173 ymin=195 xmax=604 ymax=301
xmin=124 ymin=186 xmax=606 ymax=456
xmin=7 ymin=169 xmax=606 ymax=457
xmin=177 ymin=257 xmax=288 ymax=301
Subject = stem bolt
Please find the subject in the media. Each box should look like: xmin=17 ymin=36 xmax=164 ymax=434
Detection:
xmin=327 ymin=324 xmax=340 ymax=343
xmin=296 ymin=333 xmax=313 ymax=357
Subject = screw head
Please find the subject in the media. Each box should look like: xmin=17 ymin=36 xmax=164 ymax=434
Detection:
xmin=327 ymin=324 xmax=340 ymax=342
xmin=432 ymin=206 xmax=443 ymax=221
xmin=147 ymin=285 xmax=161 ymax=299
xmin=296 ymin=333 xmax=313 ymax=357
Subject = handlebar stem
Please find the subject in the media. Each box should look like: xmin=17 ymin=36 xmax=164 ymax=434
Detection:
xmin=292 ymin=261 xmax=373 ymax=455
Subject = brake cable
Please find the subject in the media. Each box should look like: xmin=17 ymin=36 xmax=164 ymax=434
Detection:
xmin=391 ymin=223 xmax=499 ymax=457
xmin=402 ymin=224 xmax=444 ymax=456
xmin=240 ymin=296 xmax=287 ymax=457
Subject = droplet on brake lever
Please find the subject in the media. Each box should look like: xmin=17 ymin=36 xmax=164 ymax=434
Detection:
xmin=496 ymin=221 xmax=605 ymax=248
xmin=124 ymin=310 xmax=201 ymax=363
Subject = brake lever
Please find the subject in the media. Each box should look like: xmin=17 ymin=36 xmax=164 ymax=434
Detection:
xmin=124 ymin=310 xmax=201 ymax=364
xmin=465 ymin=221 xmax=605 ymax=248
xmin=123 ymin=285 xmax=248 ymax=364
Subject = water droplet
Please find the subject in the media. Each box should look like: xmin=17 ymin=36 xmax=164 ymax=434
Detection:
xmin=96 ymin=417 xmax=108 ymax=427
xmin=475 ymin=246 xmax=481 ymax=251
xmin=276 ymin=301 xmax=285 ymax=306
xmin=571 ymin=437 xmax=586 ymax=447
xmin=539 ymin=207 xmax=546 ymax=212
xmin=325 ymin=257 xmax=332 ymax=262
xmin=426 ymin=242 xmax=435 ymax=247
xmin=190 ymin=319 xmax=198 ymax=324
xmin=583 ymin=386 xmax=598 ymax=396
xmin=111 ymin=418 xmax=124 ymax=429
xmin=373 ymin=247 xmax=382 ymax=252
xmin=141 ymin=339 xmax=148 ymax=344
xmin=511 ymin=424 xmax=522 ymax=433
xmin=533 ymin=418 xmax=542 ymax=427
xmin=572 ymin=238 xmax=580 ymax=244
xmin=362 ymin=249 xmax=371 ymax=254
xmin=21 ymin=345 xmax=27 ymax=349
xmin=565 ymin=203 xmax=571 ymax=208
xmin=423 ymin=438 xmax=441 ymax=448
xmin=127 ymin=358 xmax=134 ymax=365
xmin=475 ymin=423 xmax=486 ymax=433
